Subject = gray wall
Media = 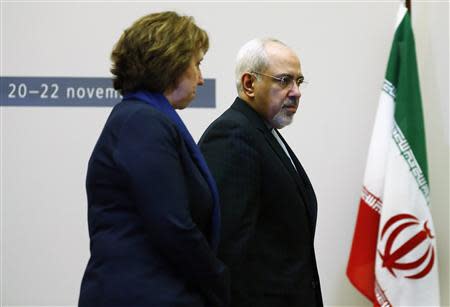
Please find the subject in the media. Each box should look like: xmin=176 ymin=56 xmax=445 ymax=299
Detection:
xmin=1 ymin=1 xmax=448 ymax=306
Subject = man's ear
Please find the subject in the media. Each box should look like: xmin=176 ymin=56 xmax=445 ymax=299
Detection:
xmin=242 ymin=73 xmax=256 ymax=98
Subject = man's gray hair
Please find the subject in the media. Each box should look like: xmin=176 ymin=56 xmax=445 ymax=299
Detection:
xmin=235 ymin=38 xmax=286 ymax=94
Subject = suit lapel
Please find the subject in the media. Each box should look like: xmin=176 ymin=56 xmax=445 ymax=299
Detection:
xmin=231 ymin=98 xmax=317 ymax=235
xmin=276 ymin=131 xmax=318 ymax=235
xmin=263 ymin=130 xmax=304 ymax=189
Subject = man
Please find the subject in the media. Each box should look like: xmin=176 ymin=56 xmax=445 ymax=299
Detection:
xmin=199 ymin=38 xmax=323 ymax=307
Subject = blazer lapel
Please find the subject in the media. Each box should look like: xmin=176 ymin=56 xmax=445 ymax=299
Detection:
xmin=277 ymin=131 xmax=318 ymax=235
xmin=231 ymin=98 xmax=316 ymax=234
xmin=264 ymin=129 xmax=304 ymax=188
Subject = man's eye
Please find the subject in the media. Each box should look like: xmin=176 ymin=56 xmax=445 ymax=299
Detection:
xmin=280 ymin=76 xmax=291 ymax=86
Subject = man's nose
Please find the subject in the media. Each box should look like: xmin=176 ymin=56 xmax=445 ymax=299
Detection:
xmin=289 ymin=82 xmax=301 ymax=98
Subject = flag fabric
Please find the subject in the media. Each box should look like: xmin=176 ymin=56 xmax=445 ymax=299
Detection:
xmin=347 ymin=4 xmax=440 ymax=307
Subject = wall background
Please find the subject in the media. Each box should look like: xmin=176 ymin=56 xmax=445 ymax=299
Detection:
xmin=1 ymin=1 xmax=448 ymax=306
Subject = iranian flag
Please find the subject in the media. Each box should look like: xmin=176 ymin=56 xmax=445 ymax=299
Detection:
xmin=346 ymin=4 xmax=440 ymax=306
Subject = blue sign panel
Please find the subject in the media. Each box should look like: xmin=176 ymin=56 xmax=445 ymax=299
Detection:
xmin=0 ymin=77 xmax=215 ymax=108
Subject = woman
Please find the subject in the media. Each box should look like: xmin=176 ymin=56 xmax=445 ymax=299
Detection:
xmin=79 ymin=11 xmax=229 ymax=307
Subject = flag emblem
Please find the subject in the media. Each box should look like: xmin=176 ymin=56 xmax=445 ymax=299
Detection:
xmin=378 ymin=213 xmax=435 ymax=279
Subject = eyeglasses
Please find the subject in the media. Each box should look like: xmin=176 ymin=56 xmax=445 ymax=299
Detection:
xmin=251 ymin=71 xmax=307 ymax=90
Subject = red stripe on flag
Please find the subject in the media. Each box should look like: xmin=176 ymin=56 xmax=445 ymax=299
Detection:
xmin=347 ymin=196 xmax=381 ymax=303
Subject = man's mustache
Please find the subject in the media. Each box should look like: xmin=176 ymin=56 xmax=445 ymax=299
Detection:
xmin=282 ymin=99 xmax=298 ymax=107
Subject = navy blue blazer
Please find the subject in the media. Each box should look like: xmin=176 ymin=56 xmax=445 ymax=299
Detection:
xmin=199 ymin=98 xmax=322 ymax=307
xmin=79 ymin=99 xmax=229 ymax=307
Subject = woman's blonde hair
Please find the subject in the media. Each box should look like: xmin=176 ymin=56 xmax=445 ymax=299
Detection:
xmin=111 ymin=11 xmax=209 ymax=94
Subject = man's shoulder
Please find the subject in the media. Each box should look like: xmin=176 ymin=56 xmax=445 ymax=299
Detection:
xmin=200 ymin=111 xmax=263 ymax=154
xmin=199 ymin=98 xmax=268 ymax=148
xmin=202 ymin=107 xmax=256 ymax=141
xmin=216 ymin=106 xmax=251 ymax=126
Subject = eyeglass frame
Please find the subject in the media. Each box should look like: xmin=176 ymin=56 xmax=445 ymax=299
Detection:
xmin=250 ymin=71 xmax=307 ymax=89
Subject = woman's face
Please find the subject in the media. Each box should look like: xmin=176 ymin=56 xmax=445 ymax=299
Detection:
xmin=165 ymin=51 xmax=205 ymax=109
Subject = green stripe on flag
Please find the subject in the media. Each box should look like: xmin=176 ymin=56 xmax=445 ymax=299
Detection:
xmin=385 ymin=12 xmax=429 ymax=186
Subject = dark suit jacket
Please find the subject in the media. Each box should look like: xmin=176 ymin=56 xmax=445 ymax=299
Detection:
xmin=79 ymin=99 xmax=229 ymax=307
xmin=199 ymin=97 xmax=323 ymax=307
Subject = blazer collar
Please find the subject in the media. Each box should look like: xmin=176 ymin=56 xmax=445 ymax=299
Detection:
xmin=230 ymin=97 xmax=317 ymax=236
xmin=230 ymin=97 xmax=271 ymax=133
xmin=230 ymin=98 xmax=298 ymax=176
xmin=230 ymin=97 xmax=304 ymax=185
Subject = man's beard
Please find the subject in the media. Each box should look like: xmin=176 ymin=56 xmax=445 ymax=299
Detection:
xmin=270 ymin=99 xmax=298 ymax=129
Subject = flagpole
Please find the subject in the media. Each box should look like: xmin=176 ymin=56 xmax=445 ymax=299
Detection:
xmin=405 ymin=0 xmax=411 ymax=12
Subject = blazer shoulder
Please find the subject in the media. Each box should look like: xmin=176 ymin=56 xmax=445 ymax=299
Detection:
xmin=205 ymin=107 xmax=259 ymax=134
xmin=199 ymin=109 xmax=264 ymax=156
xmin=96 ymin=100 xmax=183 ymax=163
xmin=108 ymin=100 xmax=179 ymax=139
